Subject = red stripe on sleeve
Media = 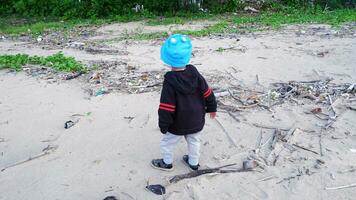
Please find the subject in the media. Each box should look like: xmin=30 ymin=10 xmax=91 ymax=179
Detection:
xmin=160 ymin=103 xmax=176 ymax=108
xmin=204 ymin=88 xmax=212 ymax=98
xmin=159 ymin=106 xmax=175 ymax=112
xmin=204 ymin=88 xmax=212 ymax=96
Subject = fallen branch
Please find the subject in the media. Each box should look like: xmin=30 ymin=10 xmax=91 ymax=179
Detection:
xmin=270 ymin=129 xmax=281 ymax=150
xmin=132 ymin=82 xmax=162 ymax=88
xmin=256 ymin=175 xmax=277 ymax=182
xmin=253 ymin=129 xmax=263 ymax=154
xmin=325 ymin=183 xmax=356 ymax=190
xmin=238 ymin=103 xmax=260 ymax=109
xmin=1 ymin=152 xmax=49 ymax=172
xmin=215 ymin=118 xmax=238 ymax=148
xmin=347 ymin=106 xmax=356 ymax=111
xmin=319 ymin=129 xmax=324 ymax=156
xmin=276 ymin=174 xmax=302 ymax=184
xmin=169 ymin=163 xmax=249 ymax=184
xmin=292 ymin=144 xmax=319 ymax=155
xmin=251 ymin=123 xmax=289 ymax=131
xmin=227 ymin=89 xmax=246 ymax=105
xmin=227 ymin=111 xmax=240 ymax=122
xmin=63 ymin=71 xmax=83 ymax=80
xmin=217 ymin=100 xmax=243 ymax=112
xmin=337 ymin=167 xmax=356 ymax=174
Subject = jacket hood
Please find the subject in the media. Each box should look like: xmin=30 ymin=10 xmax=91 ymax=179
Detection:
xmin=164 ymin=65 xmax=199 ymax=94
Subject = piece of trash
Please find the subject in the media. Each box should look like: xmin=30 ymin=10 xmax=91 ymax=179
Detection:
xmin=67 ymin=41 xmax=85 ymax=49
xmin=36 ymin=36 xmax=42 ymax=42
xmin=103 ymin=196 xmax=118 ymax=200
xmin=145 ymin=184 xmax=166 ymax=195
xmin=311 ymin=107 xmax=322 ymax=114
xmin=244 ymin=6 xmax=259 ymax=13
xmin=95 ymin=88 xmax=109 ymax=96
xmin=269 ymin=91 xmax=280 ymax=100
xmin=350 ymin=149 xmax=356 ymax=153
xmin=243 ymin=160 xmax=257 ymax=170
xmin=64 ymin=120 xmax=75 ymax=129
xmin=316 ymin=50 xmax=329 ymax=57
xmin=90 ymin=72 xmax=101 ymax=80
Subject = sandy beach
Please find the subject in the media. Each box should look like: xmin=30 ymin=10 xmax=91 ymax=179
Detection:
xmin=1 ymin=21 xmax=356 ymax=200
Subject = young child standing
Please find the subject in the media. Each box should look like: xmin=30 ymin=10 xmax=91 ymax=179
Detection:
xmin=151 ymin=34 xmax=217 ymax=171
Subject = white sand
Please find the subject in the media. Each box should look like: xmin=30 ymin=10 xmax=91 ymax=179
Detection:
xmin=1 ymin=23 xmax=356 ymax=200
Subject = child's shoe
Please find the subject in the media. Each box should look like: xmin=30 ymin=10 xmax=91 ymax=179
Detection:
xmin=151 ymin=159 xmax=173 ymax=171
xmin=182 ymin=155 xmax=200 ymax=171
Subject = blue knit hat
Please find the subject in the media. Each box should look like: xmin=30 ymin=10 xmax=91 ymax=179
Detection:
xmin=160 ymin=34 xmax=192 ymax=68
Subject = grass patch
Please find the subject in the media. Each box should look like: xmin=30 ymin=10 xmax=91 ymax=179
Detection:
xmin=106 ymin=21 xmax=229 ymax=42
xmin=1 ymin=19 xmax=88 ymax=36
xmin=115 ymin=8 xmax=356 ymax=41
xmin=233 ymin=9 xmax=356 ymax=28
xmin=0 ymin=14 xmax=146 ymax=36
xmin=0 ymin=52 xmax=86 ymax=72
xmin=176 ymin=21 xmax=230 ymax=36
xmin=146 ymin=12 xmax=214 ymax=26
xmin=1 ymin=9 xmax=355 ymax=39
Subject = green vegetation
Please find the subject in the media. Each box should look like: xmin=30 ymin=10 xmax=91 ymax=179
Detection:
xmin=0 ymin=2 xmax=354 ymax=38
xmin=0 ymin=19 xmax=77 ymax=36
xmin=0 ymin=52 xmax=86 ymax=72
xmin=0 ymin=17 xmax=135 ymax=35
xmin=106 ymin=8 xmax=356 ymax=42
xmin=216 ymin=47 xmax=226 ymax=52
xmin=0 ymin=0 xmax=354 ymax=34
xmin=146 ymin=12 xmax=215 ymax=26
xmin=233 ymin=8 xmax=356 ymax=28
xmin=1 ymin=0 xmax=353 ymax=19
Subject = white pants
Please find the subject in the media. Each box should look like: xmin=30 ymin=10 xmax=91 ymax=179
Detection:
xmin=160 ymin=132 xmax=201 ymax=166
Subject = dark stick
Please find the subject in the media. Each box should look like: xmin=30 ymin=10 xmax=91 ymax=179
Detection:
xmin=227 ymin=111 xmax=240 ymax=122
xmin=64 ymin=71 xmax=83 ymax=80
xmin=250 ymin=123 xmax=290 ymax=131
xmin=319 ymin=129 xmax=324 ymax=156
xmin=169 ymin=163 xmax=241 ymax=184
xmin=292 ymin=144 xmax=319 ymax=155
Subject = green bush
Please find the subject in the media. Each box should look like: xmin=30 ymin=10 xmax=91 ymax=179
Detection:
xmin=0 ymin=52 xmax=86 ymax=72
xmin=0 ymin=0 xmax=354 ymax=18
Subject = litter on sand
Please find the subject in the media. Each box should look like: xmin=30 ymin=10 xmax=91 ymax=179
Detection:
xmin=145 ymin=184 xmax=166 ymax=195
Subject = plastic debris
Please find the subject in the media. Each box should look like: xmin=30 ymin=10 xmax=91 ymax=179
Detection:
xmin=103 ymin=196 xmax=118 ymax=200
xmin=243 ymin=160 xmax=258 ymax=170
xmin=64 ymin=120 xmax=75 ymax=129
xmin=95 ymin=88 xmax=109 ymax=96
xmin=311 ymin=107 xmax=322 ymax=114
xmin=145 ymin=184 xmax=166 ymax=195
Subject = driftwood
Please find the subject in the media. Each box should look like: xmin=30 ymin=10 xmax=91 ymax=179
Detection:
xmin=1 ymin=152 xmax=49 ymax=172
xmin=215 ymin=118 xmax=238 ymax=148
xmin=292 ymin=144 xmax=319 ymax=155
xmin=226 ymin=111 xmax=240 ymax=122
xmin=337 ymin=167 xmax=355 ymax=174
xmin=217 ymin=100 xmax=243 ymax=112
xmin=251 ymin=123 xmax=290 ymax=131
xmin=347 ymin=105 xmax=356 ymax=111
xmin=168 ymin=163 xmax=249 ymax=184
xmin=256 ymin=175 xmax=277 ymax=182
xmin=253 ymin=129 xmax=263 ymax=154
xmin=132 ymin=82 xmax=162 ymax=88
xmin=325 ymin=183 xmax=356 ymax=190
xmin=64 ymin=72 xmax=83 ymax=80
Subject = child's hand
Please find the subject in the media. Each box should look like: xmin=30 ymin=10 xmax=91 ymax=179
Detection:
xmin=209 ymin=112 xmax=216 ymax=119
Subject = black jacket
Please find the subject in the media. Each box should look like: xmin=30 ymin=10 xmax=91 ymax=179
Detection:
xmin=158 ymin=65 xmax=217 ymax=135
